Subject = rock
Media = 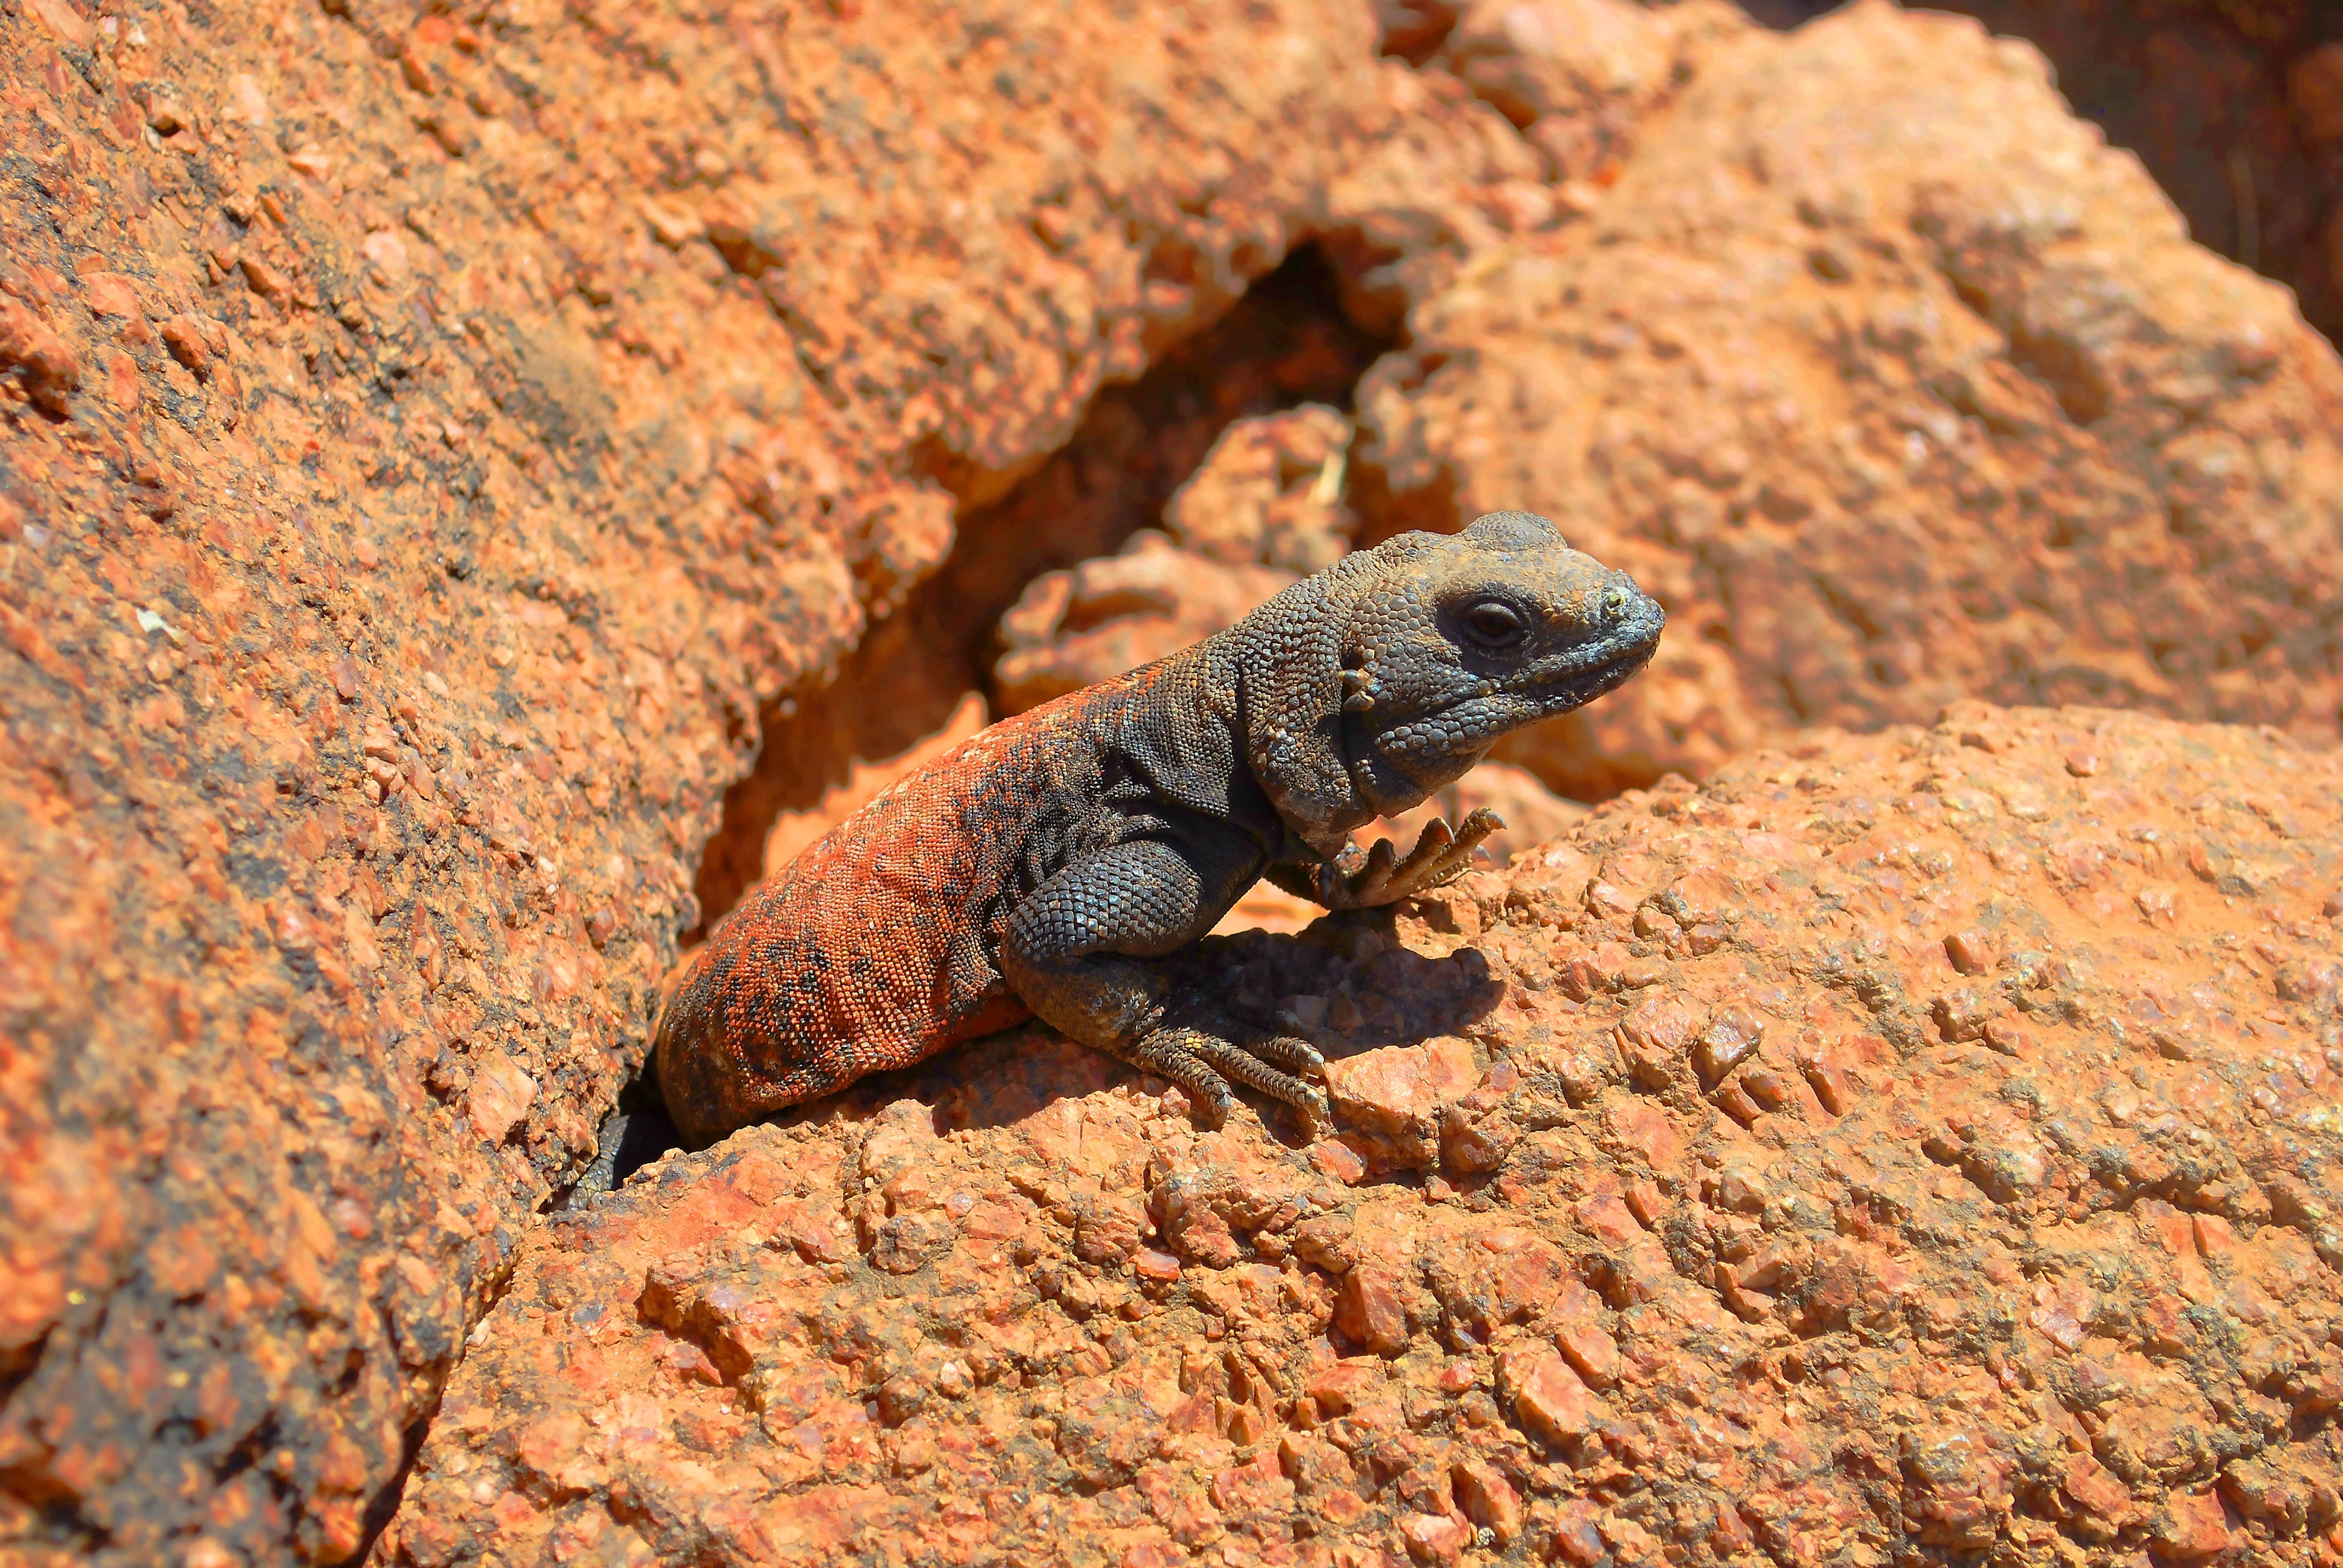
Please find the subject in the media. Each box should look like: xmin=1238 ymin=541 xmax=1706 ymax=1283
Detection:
xmin=1933 ymin=0 xmax=2343 ymax=344
xmin=1450 ymin=1455 xmax=1524 ymax=1544
xmin=0 ymin=298 xmax=81 ymax=414
xmin=1357 ymin=2 xmax=2343 ymax=798
xmin=1499 ymin=1345 xmax=1604 ymax=1444
xmin=1325 ymin=1034 xmax=1482 ymax=1168
xmin=2151 ymin=1488 xmax=2234 ymax=1560
xmin=1434 ymin=0 xmax=1746 ymax=183
xmin=376 ymin=705 xmax=2343 ymax=1564
xmin=0 ymin=0 xmax=1519 ymax=1558
xmin=1317 ymin=61 xmax=1556 ymax=334
xmin=1162 ymin=404 xmax=1358 ymax=573
xmin=2291 ymin=42 xmax=2343 ymax=147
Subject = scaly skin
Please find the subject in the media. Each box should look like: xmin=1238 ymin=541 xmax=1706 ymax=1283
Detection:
xmin=655 ymin=512 xmax=1665 ymax=1148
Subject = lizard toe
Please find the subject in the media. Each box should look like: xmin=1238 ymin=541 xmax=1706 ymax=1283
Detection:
xmin=1239 ymin=1032 xmax=1325 ymax=1074
xmin=1186 ymin=1034 xmax=1324 ymax=1112
xmin=1114 ymin=1027 xmax=1237 ymax=1122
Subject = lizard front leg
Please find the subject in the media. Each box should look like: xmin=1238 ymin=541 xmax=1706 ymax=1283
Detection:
xmin=1268 ymin=807 xmax=1504 ymax=911
xmin=1000 ymin=834 xmax=1327 ymax=1123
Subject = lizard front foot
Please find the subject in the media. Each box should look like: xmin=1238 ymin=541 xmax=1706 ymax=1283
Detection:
xmin=1118 ymin=1016 xmax=1330 ymax=1126
xmin=1316 ymin=807 xmax=1502 ymax=910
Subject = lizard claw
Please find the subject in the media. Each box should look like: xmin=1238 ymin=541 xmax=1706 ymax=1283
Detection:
xmin=1320 ymin=808 xmax=1504 ymax=908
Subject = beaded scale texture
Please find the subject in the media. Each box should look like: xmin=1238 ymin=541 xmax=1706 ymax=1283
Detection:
xmin=655 ymin=512 xmax=1665 ymax=1148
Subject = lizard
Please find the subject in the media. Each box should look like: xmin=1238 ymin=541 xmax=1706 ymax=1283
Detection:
xmin=653 ymin=510 xmax=1664 ymax=1149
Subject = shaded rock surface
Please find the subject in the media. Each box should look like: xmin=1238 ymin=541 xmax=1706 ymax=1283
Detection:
xmin=0 ymin=0 xmax=1558 ymax=1559
xmin=381 ymin=707 xmax=2342 ymax=1566
xmin=1357 ymin=1 xmax=2343 ymax=799
xmin=686 ymin=248 xmax=1401 ymax=936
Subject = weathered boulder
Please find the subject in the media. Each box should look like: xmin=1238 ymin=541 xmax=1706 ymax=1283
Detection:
xmin=0 ymin=0 xmax=1531 ymax=1558
xmin=1357 ymin=1 xmax=2343 ymax=799
xmin=377 ymin=705 xmax=2343 ymax=1564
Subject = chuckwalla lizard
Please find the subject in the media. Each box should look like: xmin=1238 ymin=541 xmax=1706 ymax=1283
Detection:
xmin=655 ymin=511 xmax=1663 ymax=1148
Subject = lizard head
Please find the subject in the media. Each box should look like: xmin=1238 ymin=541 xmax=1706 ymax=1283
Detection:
xmin=1239 ymin=510 xmax=1663 ymax=859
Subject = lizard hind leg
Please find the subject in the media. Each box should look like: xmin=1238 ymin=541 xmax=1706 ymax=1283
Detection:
xmin=1001 ymin=833 xmax=1331 ymax=1128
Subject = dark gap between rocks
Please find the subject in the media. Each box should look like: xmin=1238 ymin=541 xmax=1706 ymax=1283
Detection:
xmin=686 ymin=243 xmax=1394 ymax=944
xmin=1745 ymin=0 xmax=2343 ymax=347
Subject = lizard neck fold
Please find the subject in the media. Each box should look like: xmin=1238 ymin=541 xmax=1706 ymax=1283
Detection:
xmin=1220 ymin=575 xmax=1371 ymax=863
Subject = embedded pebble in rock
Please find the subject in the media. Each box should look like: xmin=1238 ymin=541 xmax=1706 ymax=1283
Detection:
xmin=379 ymin=706 xmax=2343 ymax=1565
xmin=1359 ymin=1 xmax=2343 ymax=800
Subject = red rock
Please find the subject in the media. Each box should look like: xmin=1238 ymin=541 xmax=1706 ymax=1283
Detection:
xmin=1323 ymin=1034 xmax=1481 ymax=1168
xmin=81 ymin=275 xmax=140 ymax=321
xmin=1450 ymin=1458 xmax=1522 ymax=1544
xmin=2060 ymin=1452 xmax=2137 ymax=1527
xmin=1398 ymin=1509 xmax=1470 ymax=1562
xmin=296 ymin=708 xmax=2343 ymax=1566
xmin=1337 ymin=1266 xmax=1411 ymax=1355
xmin=11 ymin=0 xmax=2343 ymax=1559
xmin=1499 ymin=1347 xmax=1600 ymax=1443
xmin=2154 ymin=1488 xmax=2233 ymax=1560
xmin=2 ymin=0 xmax=1536 ymax=1553
xmin=0 ymin=298 xmax=80 ymax=412
xmin=1547 ymin=1500 xmax=1608 ymax=1566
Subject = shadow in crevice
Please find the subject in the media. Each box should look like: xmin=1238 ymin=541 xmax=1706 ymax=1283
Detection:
xmin=686 ymin=244 xmax=1397 ymax=939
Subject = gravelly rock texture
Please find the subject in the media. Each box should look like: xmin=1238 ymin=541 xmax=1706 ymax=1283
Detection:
xmin=380 ymin=707 xmax=2343 ymax=1566
xmin=0 ymin=1 xmax=1554 ymax=1558
xmin=1357 ymin=1 xmax=2343 ymax=800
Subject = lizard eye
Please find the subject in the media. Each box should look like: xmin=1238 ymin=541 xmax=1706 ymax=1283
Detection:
xmin=1462 ymin=600 xmax=1526 ymax=648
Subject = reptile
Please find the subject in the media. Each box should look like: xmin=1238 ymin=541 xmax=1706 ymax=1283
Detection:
xmin=654 ymin=511 xmax=1664 ymax=1149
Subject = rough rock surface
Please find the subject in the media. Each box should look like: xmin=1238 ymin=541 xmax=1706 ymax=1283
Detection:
xmin=0 ymin=0 xmax=1548 ymax=1558
xmin=379 ymin=705 xmax=2343 ymax=1566
xmin=1432 ymin=0 xmax=1746 ymax=187
xmin=1357 ymin=1 xmax=2343 ymax=799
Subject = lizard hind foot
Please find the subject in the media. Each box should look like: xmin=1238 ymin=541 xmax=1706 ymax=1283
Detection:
xmin=1122 ymin=1024 xmax=1331 ymax=1126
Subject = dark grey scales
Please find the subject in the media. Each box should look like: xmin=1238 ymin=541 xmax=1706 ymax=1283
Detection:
xmin=650 ymin=511 xmax=1666 ymax=1149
